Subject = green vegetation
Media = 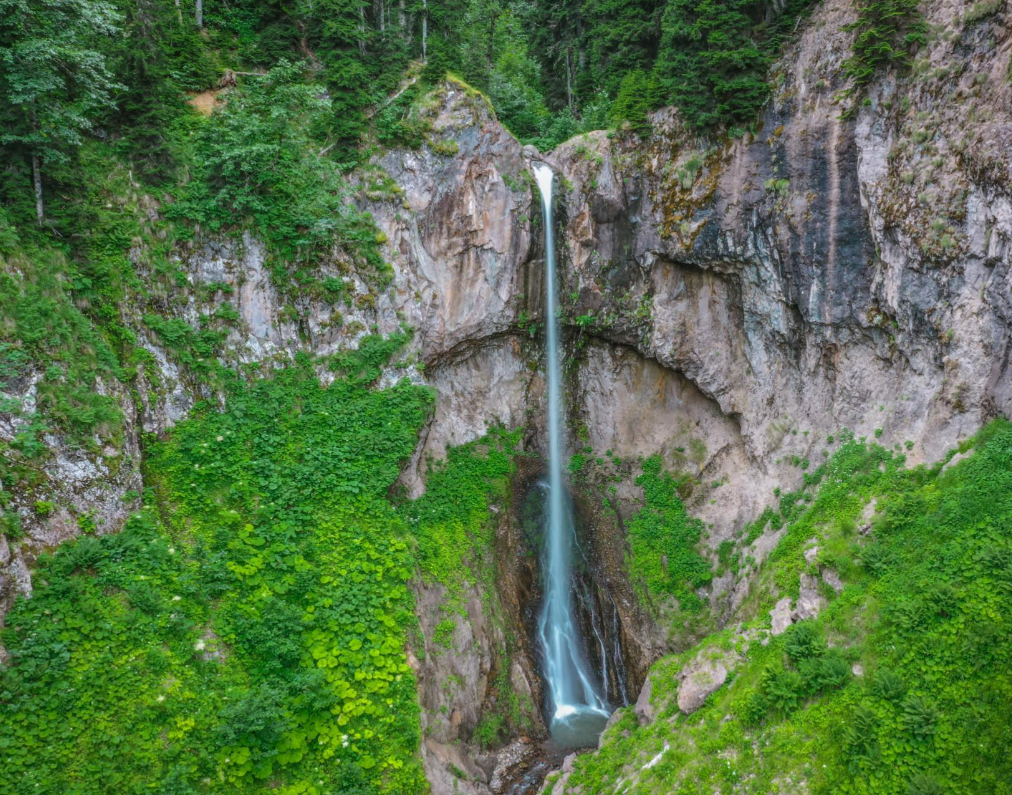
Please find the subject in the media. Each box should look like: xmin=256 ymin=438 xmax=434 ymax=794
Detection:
xmin=0 ymin=0 xmax=122 ymax=222
xmin=168 ymin=60 xmax=387 ymax=274
xmin=0 ymin=0 xmax=829 ymax=257
xmin=0 ymin=346 xmax=525 ymax=794
xmin=561 ymin=422 xmax=1012 ymax=795
xmin=843 ymin=0 xmax=928 ymax=96
xmin=407 ymin=425 xmax=520 ymax=592
xmin=657 ymin=0 xmax=819 ymax=132
xmin=627 ymin=455 xmax=711 ymax=612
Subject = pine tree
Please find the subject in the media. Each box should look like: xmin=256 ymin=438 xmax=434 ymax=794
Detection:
xmin=313 ymin=0 xmax=374 ymax=155
xmin=581 ymin=0 xmax=662 ymax=97
xmin=657 ymin=0 xmax=770 ymax=131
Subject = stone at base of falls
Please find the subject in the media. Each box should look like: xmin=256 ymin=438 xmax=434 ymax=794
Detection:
xmin=633 ymin=674 xmax=654 ymax=725
xmin=423 ymin=738 xmax=492 ymax=795
xmin=550 ymin=706 xmax=611 ymax=748
xmin=548 ymin=753 xmax=578 ymax=795
xmin=677 ymin=654 xmax=733 ymax=715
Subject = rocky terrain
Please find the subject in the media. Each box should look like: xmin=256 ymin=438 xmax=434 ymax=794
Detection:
xmin=1 ymin=0 xmax=1011 ymax=792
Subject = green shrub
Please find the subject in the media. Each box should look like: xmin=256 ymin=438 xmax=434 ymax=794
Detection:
xmin=473 ymin=713 xmax=504 ymax=750
xmin=0 ymin=511 xmax=25 ymax=541
xmin=764 ymin=665 xmax=805 ymax=713
xmin=901 ymin=694 xmax=939 ymax=739
xmin=843 ymin=0 xmax=928 ymax=98
xmin=783 ymin=622 xmax=826 ymax=664
xmin=801 ymin=650 xmax=850 ymax=692
xmin=859 ymin=542 xmax=895 ymax=575
xmin=963 ymin=0 xmax=1002 ymax=25
xmin=608 ymin=70 xmax=664 ymax=134
xmin=906 ymin=773 xmax=946 ymax=795
xmin=871 ymin=668 xmax=907 ymax=701
xmin=626 ymin=455 xmax=710 ymax=611
xmin=168 ymin=61 xmax=387 ymax=282
xmin=843 ymin=703 xmax=882 ymax=771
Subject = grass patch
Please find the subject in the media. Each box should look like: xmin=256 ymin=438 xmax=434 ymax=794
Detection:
xmin=564 ymin=421 xmax=1012 ymax=795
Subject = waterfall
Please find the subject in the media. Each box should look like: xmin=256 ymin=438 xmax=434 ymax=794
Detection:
xmin=532 ymin=163 xmax=611 ymax=747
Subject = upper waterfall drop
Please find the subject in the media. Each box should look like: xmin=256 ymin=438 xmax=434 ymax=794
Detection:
xmin=532 ymin=163 xmax=611 ymax=747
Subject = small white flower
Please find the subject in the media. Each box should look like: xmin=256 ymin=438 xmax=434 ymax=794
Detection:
xmin=194 ymin=639 xmax=206 ymax=651
xmin=217 ymin=436 xmax=224 ymax=442
xmin=172 ymin=595 xmax=182 ymax=602
xmin=168 ymin=548 xmax=176 ymax=555
xmin=157 ymin=695 xmax=165 ymax=703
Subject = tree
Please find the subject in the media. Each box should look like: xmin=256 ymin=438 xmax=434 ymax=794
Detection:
xmin=608 ymin=68 xmax=662 ymax=133
xmin=581 ymin=0 xmax=662 ymax=97
xmin=657 ymin=0 xmax=770 ymax=131
xmin=0 ymin=0 xmax=122 ymax=224
xmin=487 ymin=8 xmax=551 ymax=140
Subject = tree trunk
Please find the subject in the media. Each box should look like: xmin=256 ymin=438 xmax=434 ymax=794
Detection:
xmin=174 ymin=0 xmax=182 ymax=24
xmin=32 ymin=153 xmax=44 ymax=226
xmin=486 ymin=13 xmax=498 ymax=73
xmin=565 ymin=49 xmax=574 ymax=110
xmin=421 ymin=0 xmax=427 ymax=59
xmin=378 ymin=0 xmax=385 ymax=32
xmin=195 ymin=0 xmax=202 ymax=27
xmin=359 ymin=4 xmax=366 ymax=55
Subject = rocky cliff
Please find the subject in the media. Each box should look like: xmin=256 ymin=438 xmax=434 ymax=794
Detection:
xmin=1 ymin=1 xmax=1011 ymax=792
xmin=540 ymin=0 xmax=1011 ymax=625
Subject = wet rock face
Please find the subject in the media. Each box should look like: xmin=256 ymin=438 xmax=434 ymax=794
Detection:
xmin=543 ymin=0 xmax=1012 ymax=601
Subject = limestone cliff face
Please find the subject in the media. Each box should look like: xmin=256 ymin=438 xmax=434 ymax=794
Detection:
xmin=1 ymin=79 xmax=539 ymax=794
xmin=2 ymin=2 xmax=1012 ymax=791
xmin=541 ymin=0 xmax=1012 ymax=622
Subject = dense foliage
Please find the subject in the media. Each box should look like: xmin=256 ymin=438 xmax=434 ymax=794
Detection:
xmin=626 ymin=455 xmax=711 ymax=611
xmin=167 ymin=60 xmax=387 ymax=271
xmin=0 ymin=350 xmax=523 ymax=794
xmin=0 ymin=0 xmax=827 ymax=236
xmin=563 ymin=423 xmax=1012 ymax=794
xmin=843 ymin=0 xmax=928 ymax=100
xmin=657 ymin=0 xmax=820 ymax=132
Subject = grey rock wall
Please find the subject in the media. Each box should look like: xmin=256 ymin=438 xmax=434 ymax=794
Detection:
xmin=2 ymin=2 xmax=1011 ymax=789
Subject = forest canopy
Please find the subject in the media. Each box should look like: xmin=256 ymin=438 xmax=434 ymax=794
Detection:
xmin=0 ymin=0 xmax=829 ymax=232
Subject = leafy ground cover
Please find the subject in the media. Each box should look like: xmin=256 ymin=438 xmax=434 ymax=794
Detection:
xmin=0 ymin=347 xmax=521 ymax=795
xmin=626 ymin=455 xmax=711 ymax=613
xmin=561 ymin=422 xmax=1012 ymax=795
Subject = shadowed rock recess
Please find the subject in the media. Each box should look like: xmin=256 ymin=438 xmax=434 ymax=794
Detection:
xmin=1 ymin=1 xmax=1011 ymax=793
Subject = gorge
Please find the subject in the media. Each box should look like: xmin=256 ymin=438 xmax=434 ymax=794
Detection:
xmin=533 ymin=162 xmax=613 ymax=749
xmin=1 ymin=1 xmax=1012 ymax=794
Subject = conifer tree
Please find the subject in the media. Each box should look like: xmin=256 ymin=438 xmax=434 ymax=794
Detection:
xmin=0 ymin=0 xmax=122 ymax=224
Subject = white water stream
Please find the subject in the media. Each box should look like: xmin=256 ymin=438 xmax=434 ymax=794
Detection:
xmin=533 ymin=163 xmax=611 ymax=747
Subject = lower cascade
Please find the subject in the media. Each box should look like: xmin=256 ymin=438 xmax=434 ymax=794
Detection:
xmin=533 ymin=163 xmax=612 ymax=747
